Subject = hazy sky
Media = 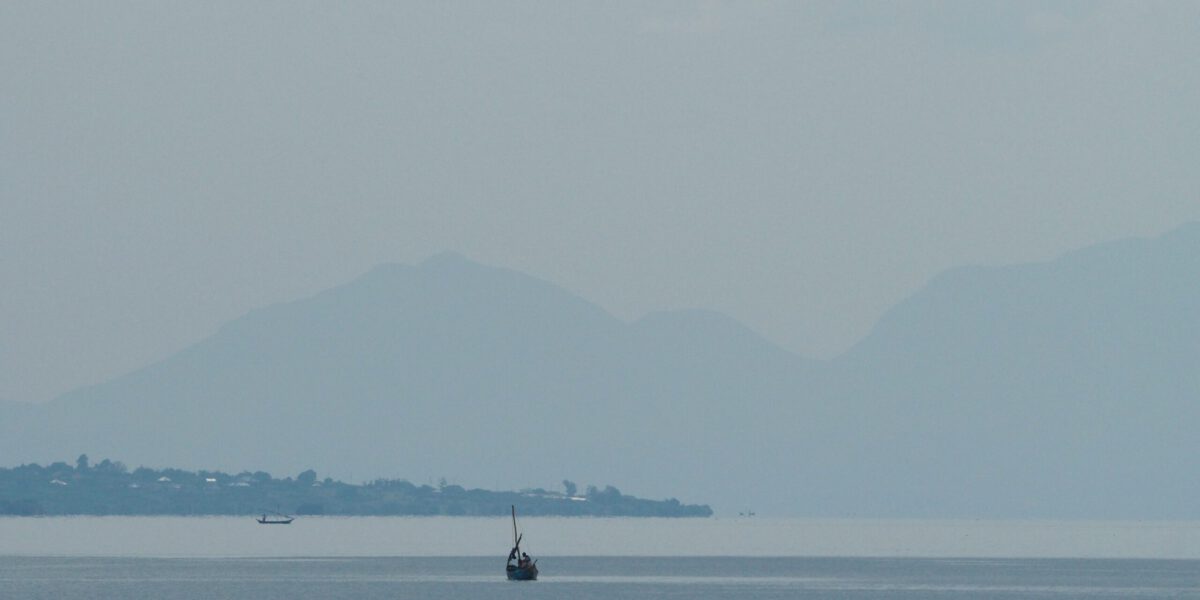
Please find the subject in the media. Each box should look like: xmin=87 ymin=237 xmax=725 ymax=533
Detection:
xmin=3 ymin=1 xmax=1198 ymax=403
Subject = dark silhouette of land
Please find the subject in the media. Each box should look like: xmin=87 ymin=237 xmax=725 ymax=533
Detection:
xmin=0 ymin=455 xmax=711 ymax=517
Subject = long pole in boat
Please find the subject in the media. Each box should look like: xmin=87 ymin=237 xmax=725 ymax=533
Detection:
xmin=512 ymin=505 xmax=518 ymax=549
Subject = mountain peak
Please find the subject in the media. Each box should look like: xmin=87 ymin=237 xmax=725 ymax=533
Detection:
xmin=420 ymin=250 xmax=474 ymax=270
xmin=354 ymin=252 xmax=481 ymax=287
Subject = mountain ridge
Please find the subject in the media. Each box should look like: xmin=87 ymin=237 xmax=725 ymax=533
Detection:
xmin=4 ymin=222 xmax=1198 ymax=517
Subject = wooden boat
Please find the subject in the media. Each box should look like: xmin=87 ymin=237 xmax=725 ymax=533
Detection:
xmin=256 ymin=512 xmax=294 ymax=525
xmin=505 ymin=505 xmax=538 ymax=581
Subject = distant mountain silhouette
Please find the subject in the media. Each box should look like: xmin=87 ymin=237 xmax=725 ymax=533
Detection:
xmin=1 ymin=251 xmax=807 ymax=512
xmin=4 ymin=223 xmax=1198 ymax=517
xmin=803 ymin=222 xmax=1200 ymax=517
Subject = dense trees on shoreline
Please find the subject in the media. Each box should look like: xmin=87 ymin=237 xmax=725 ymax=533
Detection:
xmin=0 ymin=456 xmax=711 ymax=517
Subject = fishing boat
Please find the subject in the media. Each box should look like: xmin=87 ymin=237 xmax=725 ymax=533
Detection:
xmin=256 ymin=511 xmax=294 ymax=525
xmin=505 ymin=505 xmax=538 ymax=581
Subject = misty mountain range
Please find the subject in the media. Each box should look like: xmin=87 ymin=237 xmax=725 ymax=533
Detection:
xmin=3 ymin=223 xmax=1198 ymax=517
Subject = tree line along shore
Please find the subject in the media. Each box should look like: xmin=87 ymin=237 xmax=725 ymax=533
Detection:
xmin=0 ymin=455 xmax=712 ymax=517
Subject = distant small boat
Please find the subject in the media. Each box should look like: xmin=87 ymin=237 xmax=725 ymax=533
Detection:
xmin=505 ymin=505 xmax=538 ymax=581
xmin=256 ymin=512 xmax=294 ymax=525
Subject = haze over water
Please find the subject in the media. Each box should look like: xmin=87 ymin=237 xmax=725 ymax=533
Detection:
xmin=4 ymin=517 xmax=1200 ymax=559
xmin=4 ymin=2 xmax=1199 ymax=597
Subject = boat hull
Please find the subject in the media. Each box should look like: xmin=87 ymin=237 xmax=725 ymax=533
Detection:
xmin=506 ymin=565 xmax=538 ymax=581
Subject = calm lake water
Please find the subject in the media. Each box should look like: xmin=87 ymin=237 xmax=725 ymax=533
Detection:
xmin=3 ymin=517 xmax=1200 ymax=598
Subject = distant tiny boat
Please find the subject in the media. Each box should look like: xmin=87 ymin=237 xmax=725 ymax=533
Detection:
xmin=505 ymin=505 xmax=538 ymax=581
xmin=256 ymin=512 xmax=294 ymax=525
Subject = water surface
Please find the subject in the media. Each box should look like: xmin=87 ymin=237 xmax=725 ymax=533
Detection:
xmin=3 ymin=556 xmax=1200 ymax=599
xmin=3 ymin=516 xmax=1200 ymax=558
xmin=5 ymin=518 xmax=1200 ymax=598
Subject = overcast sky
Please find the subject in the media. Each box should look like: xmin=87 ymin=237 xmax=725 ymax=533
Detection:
xmin=2 ymin=1 xmax=1198 ymax=403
